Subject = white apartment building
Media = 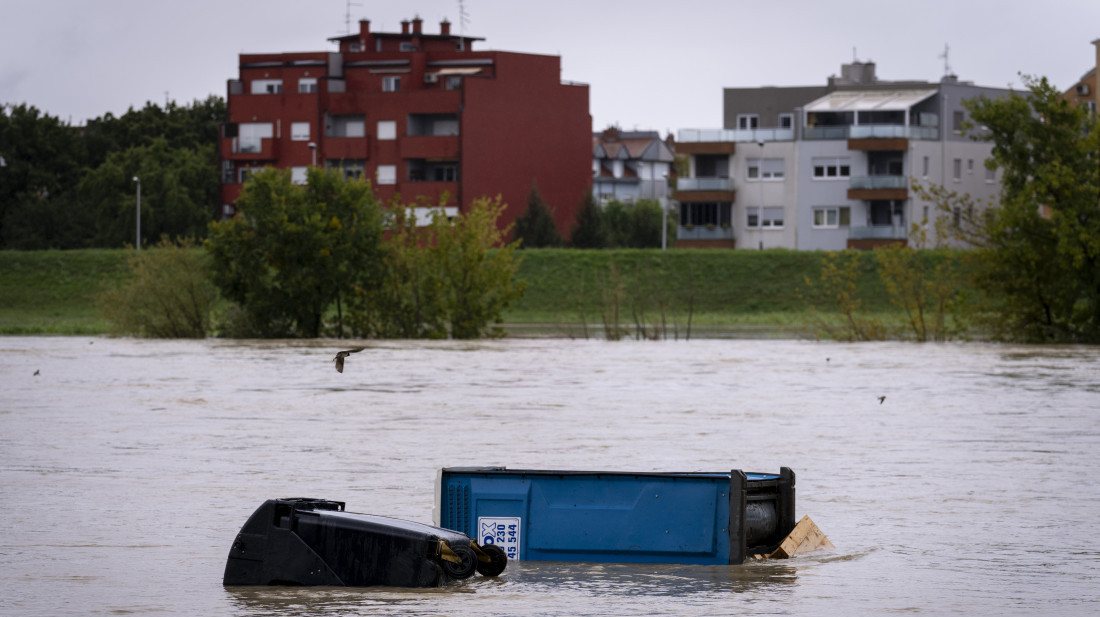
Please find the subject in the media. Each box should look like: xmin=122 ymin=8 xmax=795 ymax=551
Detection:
xmin=674 ymin=62 xmax=1009 ymax=250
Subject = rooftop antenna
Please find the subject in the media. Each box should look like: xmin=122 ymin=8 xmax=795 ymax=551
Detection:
xmin=345 ymin=0 xmax=362 ymax=34
xmin=457 ymin=0 xmax=469 ymax=35
xmin=939 ymin=43 xmax=951 ymax=76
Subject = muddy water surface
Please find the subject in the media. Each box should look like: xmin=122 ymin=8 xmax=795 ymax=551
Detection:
xmin=2 ymin=337 xmax=1098 ymax=615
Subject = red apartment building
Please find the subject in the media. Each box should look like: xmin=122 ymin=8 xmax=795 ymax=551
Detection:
xmin=220 ymin=17 xmax=591 ymax=236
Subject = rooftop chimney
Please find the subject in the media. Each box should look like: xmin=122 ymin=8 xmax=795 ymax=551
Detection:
xmin=401 ymin=20 xmax=410 ymax=34
xmin=412 ymin=16 xmax=423 ymax=34
xmin=440 ymin=19 xmax=451 ymax=36
xmin=358 ymin=19 xmax=370 ymax=36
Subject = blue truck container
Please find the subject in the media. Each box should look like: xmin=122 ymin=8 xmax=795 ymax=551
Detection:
xmin=434 ymin=467 xmax=795 ymax=565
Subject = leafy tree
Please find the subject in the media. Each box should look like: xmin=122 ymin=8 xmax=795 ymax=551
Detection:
xmin=603 ymin=198 xmax=667 ymax=248
xmin=0 ymin=104 xmax=86 ymax=248
xmin=352 ymin=204 xmax=448 ymax=339
xmin=205 ymin=167 xmax=386 ymax=338
xmin=97 ymin=237 xmax=217 ymax=337
xmin=801 ymin=250 xmax=887 ymax=341
xmin=77 ymin=138 xmax=217 ymax=247
xmin=1 ymin=97 xmax=225 ymax=249
xmin=431 ymin=196 xmax=526 ymax=338
xmin=570 ymin=190 xmax=607 ymax=248
xmin=930 ymin=76 xmax=1100 ymax=342
xmin=513 ymin=184 xmax=563 ymax=248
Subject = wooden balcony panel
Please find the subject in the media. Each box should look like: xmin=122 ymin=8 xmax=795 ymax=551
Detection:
xmin=848 ymin=137 xmax=909 ymax=151
xmin=847 ymin=188 xmax=908 ymax=201
xmin=678 ymin=142 xmax=737 ymax=155
xmin=675 ymin=189 xmax=736 ymax=203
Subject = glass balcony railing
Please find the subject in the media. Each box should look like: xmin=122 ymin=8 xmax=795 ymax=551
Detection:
xmin=805 ymin=124 xmax=939 ymax=140
xmin=677 ymin=128 xmax=794 ymax=143
xmin=849 ymin=125 xmax=939 ymax=140
xmin=676 ymin=177 xmax=734 ymax=191
xmin=849 ymin=225 xmax=908 ymax=240
xmin=849 ymin=175 xmax=908 ymax=190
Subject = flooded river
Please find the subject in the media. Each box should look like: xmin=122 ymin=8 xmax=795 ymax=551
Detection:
xmin=2 ymin=336 xmax=1098 ymax=615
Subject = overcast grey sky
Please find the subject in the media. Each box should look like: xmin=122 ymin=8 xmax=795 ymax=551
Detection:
xmin=2 ymin=0 xmax=1097 ymax=134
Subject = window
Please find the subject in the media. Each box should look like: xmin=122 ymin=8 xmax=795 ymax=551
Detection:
xmin=953 ymin=158 xmax=962 ymax=181
xmin=778 ymin=113 xmax=794 ymax=129
xmin=399 ymin=42 xmax=418 ymax=52
xmin=238 ymin=122 xmax=273 ymax=152
xmin=747 ymin=158 xmax=784 ymax=180
xmin=746 ymin=206 xmax=784 ymax=229
xmin=737 ymin=114 xmax=759 ymax=130
xmin=327 ymin=115 xmax=365 ymax=138
xmin=985 ymin=163 xmax=996 ymax=183
xmin=382 ymin=76 xmax=401 ymax=92
xmin=291 ymin=122 xmax=310 ymax=141
xmin=250 ymin=79 xmax=283 ymax=94
xmin=922 ymin=156 xmax=930 ymax=178
xmin=812 ymin=157 xmax=851 ymax=179
xmin=445 ymin=75 xmax=463 ymax=90
xmin=377 ymin=165 xmax=396 ymax=185
xmin=290 ymin=167 xmax=308 ymax=185
xmin=812 ymin=206 xmax=851 ymax=229
xmin=238 ymin=166 xmax=262 ymax=183
xmin=433 ymin=165 xmax=457 ymax=182
xmin=298 ymin=78 xmax=317 ymax=94
xmin=953 ymin=110 xmax=965 ymax=133
xmin=967 ymin=159 xmax=974 ymax=174
xmin=377 ymin=120 xmax=396 ymax=140
xmin=679 ymin=202 xmax=730 ymax=227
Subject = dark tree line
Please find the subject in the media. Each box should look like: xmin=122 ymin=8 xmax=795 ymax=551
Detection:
xmin=0 ymin=97 xmax=225 ymax=249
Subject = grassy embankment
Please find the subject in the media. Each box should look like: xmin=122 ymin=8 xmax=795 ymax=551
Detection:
xmin=0 ymin=248 xmax=920 ymax=337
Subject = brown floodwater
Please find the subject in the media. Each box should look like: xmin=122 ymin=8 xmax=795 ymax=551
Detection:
xmin=2 ymin=336 xmax=1098 ymax=615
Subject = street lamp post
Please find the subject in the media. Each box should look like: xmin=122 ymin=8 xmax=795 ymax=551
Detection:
xmin=660 ymin=173 xmax=669 ymax=251
xmin=132 ymin=176 xmax=141 ymax=251
xmin=757 ymin=140 xmax=765 ymax=250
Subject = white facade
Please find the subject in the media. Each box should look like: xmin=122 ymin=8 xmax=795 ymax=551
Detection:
xmin=675 ymin=66 xmax=1010 ymax=250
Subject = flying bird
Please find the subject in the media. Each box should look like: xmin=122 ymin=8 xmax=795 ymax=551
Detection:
xmin=878 ymin=395 xmax=886 ymax=404
xmin=332 ymin=347 xmax=365 ymax=373
xmin=33 ymin=369 xmax=40 ymax=376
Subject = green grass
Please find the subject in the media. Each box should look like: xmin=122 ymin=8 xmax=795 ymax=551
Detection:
xmin=0 ymin=249 xmax=131 ymax=334
xmin=505 ymin=248 xmax=895 ymax=317
xmin=0 ymin=247 xmax=966 ymax=337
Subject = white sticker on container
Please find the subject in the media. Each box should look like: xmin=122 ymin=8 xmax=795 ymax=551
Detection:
xmin=478 ymin=516 xmax=522 ymax=560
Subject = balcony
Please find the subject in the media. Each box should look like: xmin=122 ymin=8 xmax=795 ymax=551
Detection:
xmin=222 ymin=136 xmax=278 ymax=161
xmin=805 ymin=124 xmax=939 ymax=142
xmin=847 ymin=225 xmax=908 ymax=249
xmin=678 ymin=128 xmax=794 ymax=143
xmin=847 ymin=175 xmax=908 ymax=200
xmin=400 ymin=135 xmax=459 ymax=159
xmin=675 ymin=177 xmax=735 ymax=203
xmin=677 ymin=223 xmax=735 ymax=243
xmin=676 ymin=128 xmax=794 ymax=155
xmin=326 ymin=136 xmax=369 ymax=161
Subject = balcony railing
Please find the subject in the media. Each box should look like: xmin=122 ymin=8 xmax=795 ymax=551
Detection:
xmin=677 ymin=224 xmax=734 ymax=240
xmin=677 ymin=177 xmax=733 ymax=191
xmin=849 ymin=125 xmax=938 ymax=140
xmin=849 ymin=175 xmax=908 ymax=190
xmin=806 ymin=124 xmax=939 ymax=140
xmin=677 ymin=128 xmax=794 ymax=143
xmin=849 ymin=225 xmax=908 ymax=240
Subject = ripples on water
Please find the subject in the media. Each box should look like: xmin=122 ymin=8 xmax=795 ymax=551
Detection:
xmin=1 ymin=337 xmax=1098 ymax=616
